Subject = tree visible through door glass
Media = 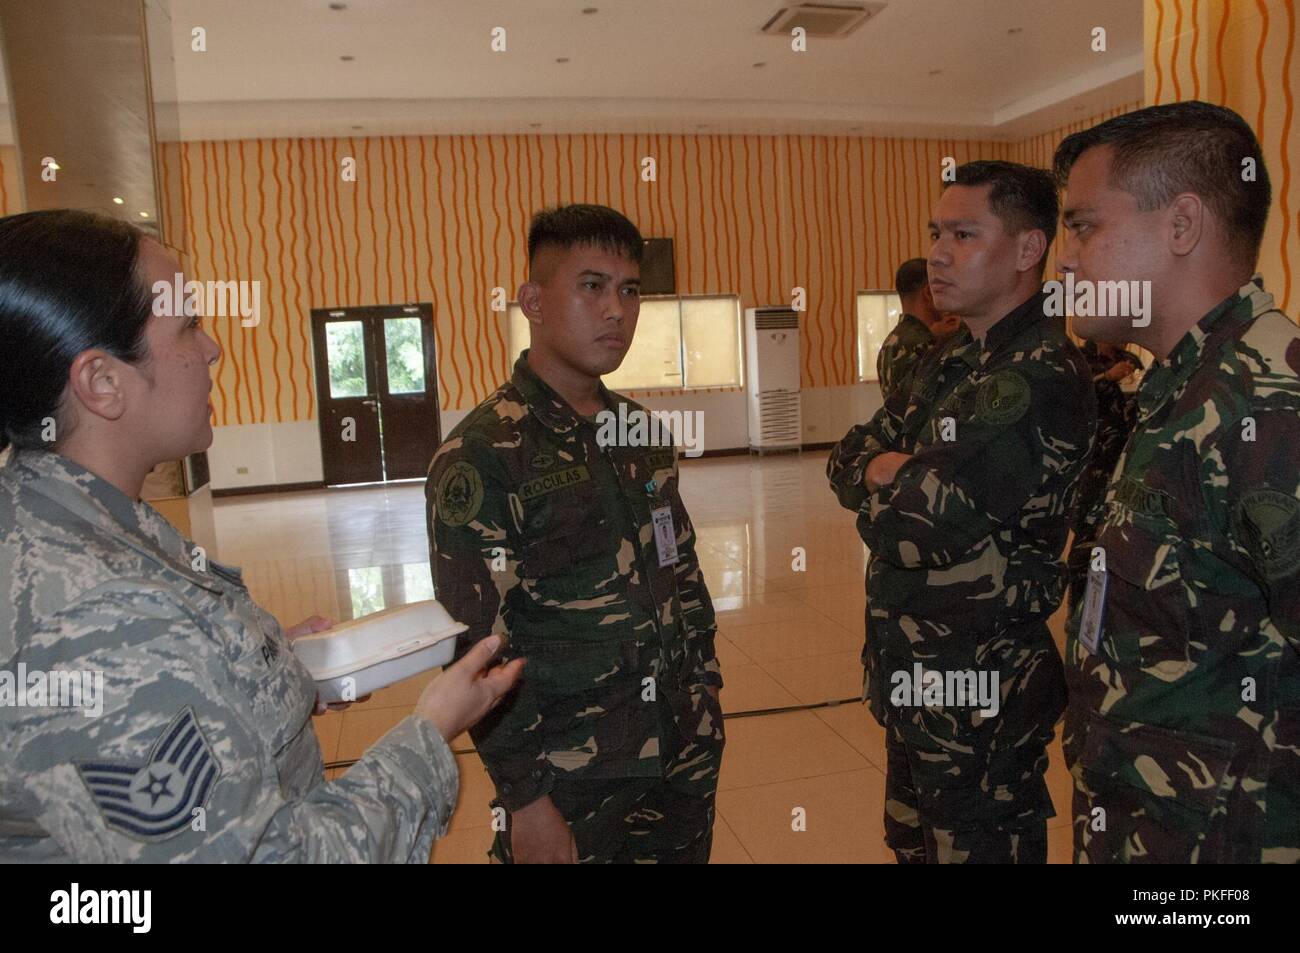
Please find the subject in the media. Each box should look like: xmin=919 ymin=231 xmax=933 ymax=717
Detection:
xmin=326 ymin=321 xmax=367 ymax=398
xmin=385 ymin=317 xmax=426 ymax=394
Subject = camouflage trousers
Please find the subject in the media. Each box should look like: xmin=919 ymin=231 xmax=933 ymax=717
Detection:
xmin=490 ymin=777 xmax=716 ymax=864
xmin=878 ymin=619 xmax=1066 ymax=864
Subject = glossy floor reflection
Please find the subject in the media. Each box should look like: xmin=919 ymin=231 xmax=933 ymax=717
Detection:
xmin=213 ymin=452 xmax=1075 ymax=864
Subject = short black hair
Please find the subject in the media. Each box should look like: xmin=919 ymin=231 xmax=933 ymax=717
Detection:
xmin=894 ymin=258 xmax=929 ymax=296
xmin=0 ymin=209 xmax=153 ymax=452
xmin=527 ymin=204 xmax=644 ymax=273
xmin=1053 ymin=100 xmax=1271 ymax=266
xmin=945 ymin=160 xmax=1059 ymax=262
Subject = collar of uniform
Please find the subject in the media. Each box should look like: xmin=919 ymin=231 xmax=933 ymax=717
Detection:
xmin=941 ymin=293 xmax=1045 ymax=371
xmin=511 ymin=349 xmax=612 ymax=434
xmin=983 ymin=290 xmax=1050 ymax=358
xmin=1136 ymin=276 xmax=1268 ymax=419
xmin=6 ymin=449 xmax=223 ymax=594
xmin=899 ymin=313 xmax=934 ymax=339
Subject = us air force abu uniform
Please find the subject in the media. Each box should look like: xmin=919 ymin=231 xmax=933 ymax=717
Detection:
xmin=0 ymin=450 xmax=458 ymax=862
xmin=1066 ymin=278 xmax=1300 ymax=863
xmin=426 ymin=351 xmax=724 ymax=863
xmin=829 ymin=292 xmax=1096 ymax=863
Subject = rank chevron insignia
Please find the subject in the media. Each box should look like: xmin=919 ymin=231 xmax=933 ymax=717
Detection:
xmin=76 ymin=706 xmax=222 ymax=841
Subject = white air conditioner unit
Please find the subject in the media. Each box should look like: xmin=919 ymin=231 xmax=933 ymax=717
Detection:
xmin=745 ymin=307 xmax=802 ymax=453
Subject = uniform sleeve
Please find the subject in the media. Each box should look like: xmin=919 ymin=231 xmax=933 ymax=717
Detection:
xmin=876 ymin=335 xmax=896 ymax=397
xmin=826 ymin=382 xmax=911 ymax=514
xmin=1213 ymin=406 xmax=1300 ymax=646
xmin=858 ymin=367 xmax=1094 ymax=569
xmin=426 ymin=437 xmax=552 ymax=812
xmin=668 ymin=453 xmax=723 ymax=689
xmin=4 ymin=581 xmax=457 ymax=863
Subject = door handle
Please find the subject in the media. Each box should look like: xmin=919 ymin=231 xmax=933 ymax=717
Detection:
xmin=362 ymin=398 xmax=378 ymax=407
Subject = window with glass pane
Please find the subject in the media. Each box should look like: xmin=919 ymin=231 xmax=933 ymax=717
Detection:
xmin=384 ymin=317 xmax=426 ymax=394
xmin=507 ymin=296 xmax=740 ymax=391
xmin=347 ymin=566 xmax=385 ymax=617
xmin=326 ymin=321 xmax=368 ymax=398
xmin=603 ymin=298 xmax=682 ymax=390
xmin=402 ymin=562 xmax=435 ymax=603
xmin=508 ymin=304 xmax=528 ymax=364
xmin=682 ymin=296 xmax=742 ymax=387
xmin=856 ymin=292 xmax=903 ymax=382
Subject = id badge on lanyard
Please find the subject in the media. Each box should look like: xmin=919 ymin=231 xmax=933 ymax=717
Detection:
xmin=1078 ymin=566 xmax=1107 ymax=654
xmin=645 ymin=479 xmax=680 ymax=568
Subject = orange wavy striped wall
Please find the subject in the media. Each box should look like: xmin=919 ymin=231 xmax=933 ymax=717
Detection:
xmin=1146 ymin=0 xmax=1298 ymax=317
xmin=161 ymin=132 xmax=1032 ymax=425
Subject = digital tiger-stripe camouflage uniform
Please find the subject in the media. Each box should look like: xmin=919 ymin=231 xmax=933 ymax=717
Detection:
xmin=426 ymin=351 xmax=725 ymax=863
xmin=828 ymin=291 xmax=1096 ymax=863
xmin=1065 ymin=278 xmax=1300 ymax=864
xmin=877 ymin=312 xmax=937 ymax=403
xmin=0 ymin=449 xmax=458 ymax=862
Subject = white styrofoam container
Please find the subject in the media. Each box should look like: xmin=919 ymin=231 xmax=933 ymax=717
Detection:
xmin=290 ymin=600 xmax=467 ymax=704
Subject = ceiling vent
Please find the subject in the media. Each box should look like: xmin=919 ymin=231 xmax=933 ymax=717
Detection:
xmin=760 ymin=3 xmax=885 ymax=38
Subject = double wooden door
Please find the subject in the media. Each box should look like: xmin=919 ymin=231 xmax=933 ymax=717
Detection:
xmin=311 ymin=304 xmax=440 ymax=485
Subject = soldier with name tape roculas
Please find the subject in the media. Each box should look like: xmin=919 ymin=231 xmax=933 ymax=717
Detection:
xmin=426 ymin=204 xmax=724 ymax=864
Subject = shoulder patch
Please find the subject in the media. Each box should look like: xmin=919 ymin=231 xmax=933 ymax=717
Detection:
xmin=435 ymin=461 xmax=485 ymax=527
xmin=974 ymin=370 xmax=1031 ymax=426
xmin=1234 ymin=488 xmax=1300 ymax=581
xmin=76 ymin=706 xmax=221 ymax=842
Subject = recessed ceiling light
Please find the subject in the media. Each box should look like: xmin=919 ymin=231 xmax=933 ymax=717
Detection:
xmin=329 ymin=2 xmax=346 ymax=9
xmin=556 ymin=57 xmax=570 ymax=63
xmin=753 ymin=62 xmax=766 ymax=68
xmin=340 ymin=54 xmax=354 ymax=61
xmin=928 ymin=68 xmax=943 ymax=75
xmin=112 ymin=196 xmax=124 ymax=205
xmin=351 ymin=124 xmax=364 ymax=130
xmin=581 ymin=6 xmax=598 ymax=13
xmin=139 ymin=211 xmax=150 ymax=218
xmin=1007 ymin=27 xmax=1022 ymax=34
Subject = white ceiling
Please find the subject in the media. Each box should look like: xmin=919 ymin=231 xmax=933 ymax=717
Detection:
xmin=2 ymin=0 xmax=1145 ymax=143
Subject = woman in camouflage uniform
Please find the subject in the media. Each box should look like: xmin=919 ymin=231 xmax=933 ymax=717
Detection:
xmin=0 ymin=210 xmax=520 ymax=862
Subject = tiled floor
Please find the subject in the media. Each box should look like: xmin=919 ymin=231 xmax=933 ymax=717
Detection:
xmin=212 ymin=452 xmax=1076 ymax=864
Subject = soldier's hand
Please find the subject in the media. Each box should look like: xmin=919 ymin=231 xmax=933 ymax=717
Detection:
xmin=866 ymin=452 xmax=912 ymax=491
xmin=510 ymin=795 xmax=577 ymax=864
xmin=414 ymin=635 xmax=525 ymax=742
xmin=284 ymin=614 xmax=334 ymax=640
xmin=1100 ymin=361 xmax=1134 ymax=382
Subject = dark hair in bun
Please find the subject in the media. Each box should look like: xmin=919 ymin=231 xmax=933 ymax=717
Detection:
xmin=0 ymin=209 xmax=152 ymax=451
